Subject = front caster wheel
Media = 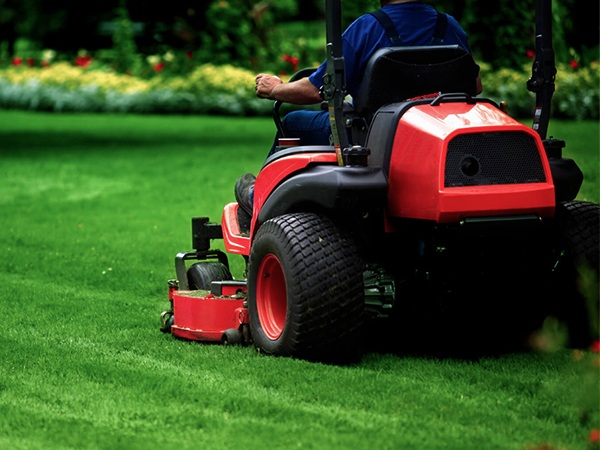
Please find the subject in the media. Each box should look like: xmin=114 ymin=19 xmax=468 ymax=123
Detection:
xmin=160 ymin=311 xmax=174 ymax=333
xmin=221 ymin=328 xmax=243 ymax=346
xmin=187 ymin=261 xmax=232 ymax=290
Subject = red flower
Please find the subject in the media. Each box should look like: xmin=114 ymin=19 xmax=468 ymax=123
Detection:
xmin=75 ymin=55 xmax=92 ymax=67
xmin=12 ymin=57 xmax=22 ymax=66
xmin=282 ymin=54 xmax=300 ymax=72
xmin=526 ymin=49 xmax=535 ymax=59
xmin=185 ymin=51 xmax=193 ymax=59
xmin=591 ymin=340 xmax=600 ymax=353
xmin=590 ymin=429 xmax=600 ymax=443
xmin=26 ymin=57 xmax=35 ymax=67
xmin=569 ymin=59 xmax=579 ymax=70
xmin=154 ymin=62 xmax=166 ymax=72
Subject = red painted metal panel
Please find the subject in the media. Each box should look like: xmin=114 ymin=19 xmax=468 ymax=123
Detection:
xmin=222 ymin=152 xmax=338 ymax=256
xmin=222 ymin=202 xmax=250 ymax=255
xmin=171 ymin=288 xmax=248 ymax=342
xmin=386 ymin=102 xmax=555 ymax=222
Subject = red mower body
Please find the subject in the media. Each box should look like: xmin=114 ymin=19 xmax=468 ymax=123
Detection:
xmin=220 ymin=98 xmax=557 ymax=255
xmin=160 ymin=0 xmax=597 ymax=360
xmin=164 ymin=96 xmax=580 ymax=355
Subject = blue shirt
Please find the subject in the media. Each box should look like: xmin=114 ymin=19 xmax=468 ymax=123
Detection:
xmin=309 ymin=2 xmax=473 ymax=98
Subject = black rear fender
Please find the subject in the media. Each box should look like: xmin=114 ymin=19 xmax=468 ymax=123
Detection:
xmin=257 ymin=165 xmax=388 ymax=225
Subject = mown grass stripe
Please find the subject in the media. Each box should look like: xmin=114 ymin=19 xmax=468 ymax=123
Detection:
xmin=0 ymin=111 xmax=596 ymax=450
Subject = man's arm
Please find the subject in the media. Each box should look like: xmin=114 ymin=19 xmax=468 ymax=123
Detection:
xmin=255 ymin=74 xmax=322 ymax=105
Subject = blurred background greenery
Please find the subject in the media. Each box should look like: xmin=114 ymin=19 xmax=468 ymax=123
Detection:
xmin=0 ymin=0 xmax=597 ymax=118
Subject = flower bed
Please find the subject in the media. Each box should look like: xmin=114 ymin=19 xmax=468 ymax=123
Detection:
xmin=0 ymin=58 xmax=597 ymax=119
xmin=0 ymin=61 xmax=269 ymax=116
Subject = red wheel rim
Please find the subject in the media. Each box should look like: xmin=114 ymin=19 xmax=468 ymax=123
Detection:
xmin=256 ymin=253 xmax=287 ymax=340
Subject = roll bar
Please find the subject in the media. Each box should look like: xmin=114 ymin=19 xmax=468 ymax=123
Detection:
xmin=322 ymin=0 xmax=558 ymax=154
xmin=526 ymin=0 xmax=557 ymax=140
xmin=322 ymin=0 xmax=349 ymax=159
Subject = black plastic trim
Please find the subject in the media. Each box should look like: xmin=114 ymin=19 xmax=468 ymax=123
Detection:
xmin=257 ymin=165 xmax=388 ymax=225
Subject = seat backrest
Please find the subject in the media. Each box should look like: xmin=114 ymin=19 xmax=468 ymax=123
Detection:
xmin=354 ymin=45 xmax=479 ymax=121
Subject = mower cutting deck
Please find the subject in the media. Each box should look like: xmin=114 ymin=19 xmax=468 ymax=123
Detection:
xmin=163 ymin=278 xmax=249 ymax=345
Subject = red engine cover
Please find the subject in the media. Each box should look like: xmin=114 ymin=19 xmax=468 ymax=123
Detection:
xmin=385 ymin=101 xmax=555 ymax=222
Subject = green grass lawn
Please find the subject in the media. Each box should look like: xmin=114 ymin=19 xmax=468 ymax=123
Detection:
xmin=0 ymin=111 xmax=598 ymax=450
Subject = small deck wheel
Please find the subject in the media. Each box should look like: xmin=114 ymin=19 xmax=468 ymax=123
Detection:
xmin=159 ymin=311 xmax=174 ymax=333
xmin=221 ymin=328 xmax=243 ymax=346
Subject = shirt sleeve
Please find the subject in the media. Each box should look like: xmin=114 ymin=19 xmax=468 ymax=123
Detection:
xmin=308 ymin=60 xmax=326 ymax=91
xmin=308 ymin=14 xmax=383 ymax=98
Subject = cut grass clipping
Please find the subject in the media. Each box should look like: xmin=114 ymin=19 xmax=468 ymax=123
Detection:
xmin=0 ymin=111 xmax=598 ymax=450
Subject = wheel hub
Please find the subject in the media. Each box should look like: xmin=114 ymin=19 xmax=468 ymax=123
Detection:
xmin=256 ymin=254 xmax=287 ymax=340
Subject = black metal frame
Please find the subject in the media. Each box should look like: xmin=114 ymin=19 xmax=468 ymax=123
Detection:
xmin=174 ymin=217 xmax=230 ymax=290
xmin=527 ymin=0 xmax=556 ymax=141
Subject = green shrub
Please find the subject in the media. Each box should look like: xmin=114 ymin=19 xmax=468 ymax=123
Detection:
xmin=112 ymin=1 xmax=141 ymax=74
xmin=479 ymin=62 xmax=533 ymax=117
xmin=198 ymin=0 xmax=299 ymax=71
xmin=554 ymin=62 xmax=600 ymax=120
xmin=481 ymin=62 xmax=599 ymax=120
xmin=269 ymin=21 xmax=326 ymax=76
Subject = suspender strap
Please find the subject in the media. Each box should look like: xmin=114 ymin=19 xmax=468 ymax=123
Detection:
xmin=431 ymin=10 xmax=448 ymax=45
xmin=370 ymin=9 xmax=404 ymax=46
xmin=370 ymin=8 xmax=449 ymax=46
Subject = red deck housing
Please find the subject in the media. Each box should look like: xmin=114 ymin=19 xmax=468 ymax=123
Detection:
xmin=168 ymin=282 xmax=248 ymax=342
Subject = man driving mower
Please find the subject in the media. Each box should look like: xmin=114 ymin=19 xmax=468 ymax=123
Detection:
xmin=236 ymin=0 xmax=482 ymax=228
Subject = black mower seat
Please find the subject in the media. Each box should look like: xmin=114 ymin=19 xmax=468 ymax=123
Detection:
xmin=354 ymin=45 xmax=480 ymax=123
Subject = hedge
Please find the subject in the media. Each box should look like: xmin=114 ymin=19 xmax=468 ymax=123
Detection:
xmin=0 ymin=61 xmax=597 ymax=119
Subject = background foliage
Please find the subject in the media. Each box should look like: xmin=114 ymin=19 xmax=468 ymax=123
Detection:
xmin=0 ymin=58 xmax=597 ymax=119
xmin=0 ymin=0 xmax=597 ymax=70
xmin=0 ymin=0 xmax=597 ymax=118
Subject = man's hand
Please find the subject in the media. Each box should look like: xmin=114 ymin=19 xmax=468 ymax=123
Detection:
xmin=255 ymin=74 xmax=282 ymax=100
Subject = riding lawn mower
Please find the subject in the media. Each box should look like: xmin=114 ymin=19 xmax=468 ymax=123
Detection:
xmin=159 ymin=0 xmax=599 ymax=362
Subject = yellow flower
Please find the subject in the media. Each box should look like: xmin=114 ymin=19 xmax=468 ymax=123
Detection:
xmin=147 ymin=55 xmax=161 ymax=65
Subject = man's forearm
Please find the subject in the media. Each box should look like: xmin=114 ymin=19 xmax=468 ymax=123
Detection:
xmin=256 ymin=74 xmax=322 ymax=105
xmin=271 ymin=78 xmax=322 ymax=104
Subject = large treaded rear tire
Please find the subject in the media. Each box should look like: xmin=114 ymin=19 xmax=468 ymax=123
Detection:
xmin=553 ymin=201 xmax=599 ymax=347
xmin=555 ymin=201 xmax=599 ymax=273
xmin=247 ymin=213 xmax=365 ymax=363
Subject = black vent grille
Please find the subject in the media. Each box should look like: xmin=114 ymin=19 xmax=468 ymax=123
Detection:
xmin=445 ymin=132 xmax=546 ymax=187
